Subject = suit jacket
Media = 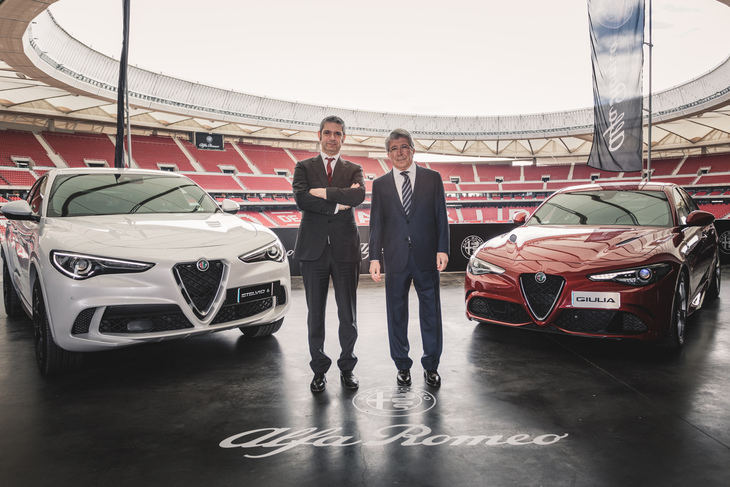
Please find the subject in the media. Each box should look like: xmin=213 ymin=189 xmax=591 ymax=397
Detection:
xmin=369 ymin=165 xmax=449 ymax=273
xmin=293 ymin=156 xmax=366 ymax=262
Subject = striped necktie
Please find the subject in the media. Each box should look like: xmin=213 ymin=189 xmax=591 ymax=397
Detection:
xmin=401 ymin=171 xmax=413 ymax=217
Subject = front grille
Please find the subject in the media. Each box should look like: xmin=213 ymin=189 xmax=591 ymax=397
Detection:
xmin=211 ymin=297 xmax=273 ymax=325
xmin=520 ymin=273 xmax=565 ymax=320
xmin=100 ymin=305 xmax=194 ymax=334
xmin=71 ymin=308 xmax=96 ymax=335
xmin=173 ymin=260 xmax=225 ymax=318
xmin=468 ymin=296 xmax=531 ymax=324
xmin=554 ymin=309 xmax=648 ymax=335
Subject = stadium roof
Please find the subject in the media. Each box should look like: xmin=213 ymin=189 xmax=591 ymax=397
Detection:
xmin=0 ymin=0 xmax=729 ymax=162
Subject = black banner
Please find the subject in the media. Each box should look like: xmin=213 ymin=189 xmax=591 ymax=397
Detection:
xmin=272 ymin=223 xmax=519 ymax=276
xmin=587 ymin=0 xmax=645 ymax=172
xmin=194 ymin=132 xmax=224 ymax=151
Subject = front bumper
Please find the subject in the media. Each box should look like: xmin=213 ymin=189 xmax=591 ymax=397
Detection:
xmin=464 ymin=266 xmax=678 ymax=341
xmin=40 ymin=256 xmax=291 ymax=352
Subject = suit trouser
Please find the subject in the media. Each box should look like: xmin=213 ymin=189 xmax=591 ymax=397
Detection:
xmin=300 ymin=245 xmax=359 ymax=374
xmin=385 ymin=251 xmax=443 ymax=371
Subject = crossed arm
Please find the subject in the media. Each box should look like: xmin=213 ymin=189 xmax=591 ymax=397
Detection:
xmin=292 ymin=163 xmax=365 ymax=214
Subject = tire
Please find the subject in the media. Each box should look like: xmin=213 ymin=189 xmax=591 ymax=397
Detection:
xmin=706 ymin=256 xmax=721 ymax=301
xmin=3 ymin=257 xmax=24 ymax=318
xmin=662 ymin=274 xmax=688 ymax=350
xmin=239 ymin=317 xmax=284 ymax=338
xmin=33 ymin=283 xmax=82 ymax=376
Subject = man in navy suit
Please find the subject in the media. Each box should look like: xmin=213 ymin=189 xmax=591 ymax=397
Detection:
xmin=369 ymin=128 xmax=449 ymax=388
xmin=293 ymin=116 xmax=365 ymax=393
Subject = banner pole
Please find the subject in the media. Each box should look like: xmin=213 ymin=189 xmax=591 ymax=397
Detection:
xmin=646 ymin=0 xmax=653 ymax=181
xmin=113 ymin=0 xmax=131 ymax=169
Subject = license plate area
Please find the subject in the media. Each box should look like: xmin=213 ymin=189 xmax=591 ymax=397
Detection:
xmin=237 ymin=283 xmax=273 ymax=303
xmin=571 ymin=291 xmax=620 ymax=309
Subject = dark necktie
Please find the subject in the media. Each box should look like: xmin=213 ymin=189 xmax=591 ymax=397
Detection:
xmin=401 ymin=171 xmax=413 ymax=217
xmin=326 ymin=157 xmax=335 ymax=184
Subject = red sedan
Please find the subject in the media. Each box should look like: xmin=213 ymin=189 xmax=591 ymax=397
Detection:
xmin=465 ymin=182 xmax=721 ymax=348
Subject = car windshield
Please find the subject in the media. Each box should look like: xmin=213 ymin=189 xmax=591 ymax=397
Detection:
xmin=526 ymin=190 xmax=673 ymax=227
xmin=46 ymin=173 xmax=221 ymax=217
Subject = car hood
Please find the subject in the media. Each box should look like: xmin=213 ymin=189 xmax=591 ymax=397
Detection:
xmin=478 ymin=225 xmax=676 ymax=268
xmin=42 ymin=213 xmax=270 ymax=251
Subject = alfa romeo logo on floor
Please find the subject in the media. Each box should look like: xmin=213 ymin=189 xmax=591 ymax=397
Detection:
xmin=352 ymin=386 xmax=436 ymax=417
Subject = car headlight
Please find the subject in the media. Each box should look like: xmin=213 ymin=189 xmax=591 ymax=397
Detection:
xmin=239 ymin=240 xmax=286 ymax=263
xmin=51 ymin=251 xmax=155 ymax=280
xmin=588 ymin=263 xmax=671 ymax=286
xmin=467 ymin=255 xmax=505 ymax=275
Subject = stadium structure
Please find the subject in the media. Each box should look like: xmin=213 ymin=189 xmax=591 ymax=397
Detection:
xmin=1 ymin=0 xmax=730 ymax=227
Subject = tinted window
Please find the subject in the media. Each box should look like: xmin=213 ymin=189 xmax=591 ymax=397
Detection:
xmin=526 ymin=190 xmax=672 ymax=227
xmin=46 ymin=173 xmax=221 ymax=217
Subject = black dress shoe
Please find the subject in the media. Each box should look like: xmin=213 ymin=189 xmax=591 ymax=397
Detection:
xmin=310 ymin=373 xmax=326 ymax=393
xmin=340 ymin=371 xmax=359 ymax=390
xmin=424 ymin=370 xmax=441 ymax=388
xmin=396 ymin=369 xmax=411 ymax=386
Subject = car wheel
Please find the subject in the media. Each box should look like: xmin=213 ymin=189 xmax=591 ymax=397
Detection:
xmin=662 ymin=274 xmax=688 ymax=350
xmin=239 ymin=317 xmax=284 ymax=338
xmin=33 ymin=283 xmax=82 ymax=376
xmin=706 ymin=256 xmax=721 ymax=301
xmin=3 ymin=258 xmax=24 ymax=318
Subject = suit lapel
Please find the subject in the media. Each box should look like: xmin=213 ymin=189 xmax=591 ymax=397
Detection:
xmin=411 ymin=165 xmax=427 ymax=215
xmin=386 ymin=170 xmax=408 ymax=218
xmin=313 ymin=155 xmax=328 ymax=187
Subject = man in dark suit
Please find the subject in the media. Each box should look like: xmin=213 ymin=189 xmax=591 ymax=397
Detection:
xmin=369 ymin=128 xmax=449 ymax=388
xmin=293 ymin=115 xmax=366 ymax=393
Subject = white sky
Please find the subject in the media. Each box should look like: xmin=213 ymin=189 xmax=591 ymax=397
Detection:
xmin=49 ymin=0 xmax=730 ymax=117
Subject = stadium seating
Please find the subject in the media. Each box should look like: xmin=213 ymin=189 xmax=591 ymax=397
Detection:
xmin=184 ymin=173 xmax=242 ymax=192
xmin=43 ymin=132 xmax=114 ymax=167
xmin=0 ymin=130 xmax=55 ymax=167
xmin=237 ymin=143 xmax=295 ymax=175
xmin=0 ymin=169 xmax=36 ymax=187
xmin=523 ymin=164 xmax=570 ymax=182
xmin=238 ymin=175 xmax=292 ymax=192
xmin=476 ymin=164 xmax=521 ymax=182
xmin=428 ymin=162 xmax=475 ymax=183
xmin=128 ymin=135 xmax=195 ymax=171
xmin=182 ymin=140 xmax=252 ymax=174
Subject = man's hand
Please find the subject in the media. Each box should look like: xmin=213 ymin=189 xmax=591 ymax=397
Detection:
xmin=436 ymin=252 xmax=449 ymax=272
xmin=337 ymin=204 xmax=351 ymax=211
xmin=350 ymin=182 xmax=360 ymax=188
xmin=309 ymin=188 xmax=326 ymax=199
xmin=369 ymin=260 xmax=382 ymax=282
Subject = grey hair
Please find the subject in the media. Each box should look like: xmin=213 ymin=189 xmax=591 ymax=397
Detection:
xmin=385 ymin=128 xmax=414 ymax=151
xmin=319 ymin=115 xmax=346 ymax=135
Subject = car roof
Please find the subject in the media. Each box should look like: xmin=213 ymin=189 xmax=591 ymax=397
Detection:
xmin=44 ymin=167 xmax=187 ymax=178
xmin=553 ymin=181 xmax=676 ymax=194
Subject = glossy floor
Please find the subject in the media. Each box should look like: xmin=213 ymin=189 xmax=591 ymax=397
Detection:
xmin=1 ymin=272 xmax=729 ymax=486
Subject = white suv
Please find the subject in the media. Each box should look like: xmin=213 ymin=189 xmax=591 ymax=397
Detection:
xmin=1 ymin=168 xmax=290 ymax=375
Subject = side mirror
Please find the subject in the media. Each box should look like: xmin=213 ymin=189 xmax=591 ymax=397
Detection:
xmin=685 ymin=210 xmax=714 ymax=227
xmin=220 ymin=199 xmax=240 ymax=215
xmin=1 ymin=200 xmax=38 ymax=222
xmin=512 ymin=211 xmax=529 ymax=225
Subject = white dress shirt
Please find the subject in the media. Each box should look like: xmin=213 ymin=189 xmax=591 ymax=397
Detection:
xmin=393 ymin=162 xmax=417 ymax=205
xmin=321 ymin=152 xmax=340 ymax=175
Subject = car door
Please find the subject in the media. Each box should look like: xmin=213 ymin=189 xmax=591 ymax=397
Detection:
xmin=13 ymin=176 xmax=47 ymax=301
xmin=673 ymin=188 xmax=705 ymax=299
xmin=679 ymin=187 xmax=716 ymax=287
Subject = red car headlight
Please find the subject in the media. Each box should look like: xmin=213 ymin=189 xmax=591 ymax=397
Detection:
xmin=588 ymin=263 xmax=671 ymax=286
xmin=467 ymin=256 xmax=505 ymax=275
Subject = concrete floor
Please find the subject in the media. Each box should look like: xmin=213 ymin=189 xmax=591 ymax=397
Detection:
xmin=1 ymin=271 xmax=729 ymax=486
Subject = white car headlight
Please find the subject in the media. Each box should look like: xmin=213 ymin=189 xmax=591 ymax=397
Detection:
xmin=588 ymin=263 xmax=671 ymax=286
xmin=467 ymin=255 xmax=505 ymax=275
xmin=239 ymin=240 xmax=286 ymax=263
xmin=51 ymin=251 xmax=155 ymax=280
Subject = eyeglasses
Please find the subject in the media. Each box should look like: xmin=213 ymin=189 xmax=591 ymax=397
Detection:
xmin=388 ymin=144 xmax=413 ymax=153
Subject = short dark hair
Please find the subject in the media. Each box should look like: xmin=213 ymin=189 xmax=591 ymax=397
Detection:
xmin=385 ymin=128 xmax=414 ymax=151
xmin=319 ymin=115 xmax=346 ymax=135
